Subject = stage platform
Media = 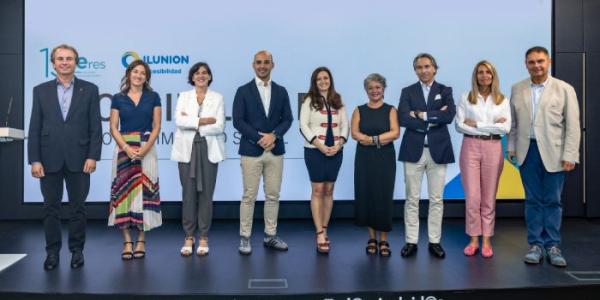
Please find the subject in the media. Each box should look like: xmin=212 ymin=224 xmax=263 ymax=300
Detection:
xmin=0 ymin=218 xmax=599 ymax=299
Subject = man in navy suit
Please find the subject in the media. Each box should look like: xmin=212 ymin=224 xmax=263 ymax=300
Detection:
xmin=232 ymin=50 xmax=293 ymax=255
xmin=397 ymin=53 xmax=455 ymax=259
xmin=28 ymin=44 xmax=102 ymax=270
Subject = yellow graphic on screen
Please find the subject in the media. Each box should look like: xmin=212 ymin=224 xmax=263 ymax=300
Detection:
xmin=496 ymin=159 xmax=525 ymax=199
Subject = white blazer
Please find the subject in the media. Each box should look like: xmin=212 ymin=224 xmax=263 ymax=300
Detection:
xmin=170 ymin=89 xmax=226 ymax=163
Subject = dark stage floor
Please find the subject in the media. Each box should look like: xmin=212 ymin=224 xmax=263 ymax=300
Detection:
xmin=0 ymin=218 xmax=599 ymax=299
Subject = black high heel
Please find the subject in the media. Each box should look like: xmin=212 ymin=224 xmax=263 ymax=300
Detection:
xmin=133 ymin=240 xmax=146 ymax=259
xmin=122 ymin=241 xmax=134 ymax=260
xmin=366 ymin=239 xmax=378 ymax=255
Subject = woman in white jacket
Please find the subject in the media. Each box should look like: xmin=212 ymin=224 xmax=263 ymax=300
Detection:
xmin=300 ymin=66 xmax=349 ymax=254
xmin=171 ymin=62 xmax=225 ymax=256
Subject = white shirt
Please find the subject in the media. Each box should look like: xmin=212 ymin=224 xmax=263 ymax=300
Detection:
xmin=529 ymin=78 xmax=548 ymax=139
xmin=255 ymin=76 xmax=271 ymax=115
xmin=455 ymin=92 xmax=511 ymax=136
xmin=421 ymin=81 xmax=432 ymax=103
xmin=420 ymin=81 xmax=433 ymax=144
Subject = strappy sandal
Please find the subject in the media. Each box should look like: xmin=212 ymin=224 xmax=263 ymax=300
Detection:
xmin=180 ymin=237 xmax=194 ymax=257
xmin=122 ymin=241 xmax=134 ymax=260
xmin=316 ymin=231 xmax=330 ymax=254
xmin=196 ymin=237 xmax=209 ymax=256
xmin=379 ymin=240 xmax=391 ymax=257
xmin=366 ymin=239 xmax=378 ymax=255
xmin=133 ymin=240 xmax=146 ymax=259
xmin=322 ymin=225 xmax=330 ymax=244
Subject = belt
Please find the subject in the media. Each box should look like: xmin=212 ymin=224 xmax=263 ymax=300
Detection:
xmin=464 ymin=134 xmax=501 ymax=140
xmin=423 ymin=144 xmax=429 ymax=148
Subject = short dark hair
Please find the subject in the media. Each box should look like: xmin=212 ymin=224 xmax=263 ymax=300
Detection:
xmin=188 ymin=62 xmax=213 ymax=86
xmin=413 ymin=53 xmax=438 ymax=70
xmin=525 ymin=46 xmax=549 ymax=59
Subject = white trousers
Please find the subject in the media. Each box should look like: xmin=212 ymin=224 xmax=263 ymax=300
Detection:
xmin=403 ymin=148 xmax=447 ymax=244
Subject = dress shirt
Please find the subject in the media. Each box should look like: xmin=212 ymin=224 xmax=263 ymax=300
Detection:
xmin=420 ymin=80 xmax=432 ymax=144
xmin=255 ymin=76 xmax=271 ymax=115
xmin=455 ymin=92 xmax=511 ymax=136
xmin=529 ymin=78 xmax=548 ymax=140
xmin=421 ymin=81 xmax=432 ymax=102
xmin=57 ymin=78 xmax=74 ymax=120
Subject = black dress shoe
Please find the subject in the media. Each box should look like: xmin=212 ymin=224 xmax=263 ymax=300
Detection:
xmin=71 ymin=251 xmax=84 ymax=269
xmin=428 ymin=243 xmax=446 ymax=258
xmin=400 ymin=243 xmax=418 ymax=257
xmin=43 ymin=254 xmax=59 ymax=271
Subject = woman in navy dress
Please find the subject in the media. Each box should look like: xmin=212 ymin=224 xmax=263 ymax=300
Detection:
xmin=108 ymin=60 xmax=162 ymax=260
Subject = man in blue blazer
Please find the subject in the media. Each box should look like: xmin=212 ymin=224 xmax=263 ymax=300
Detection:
xmin=27 ymin=44 xmax=102 ymax=270
xmin=232 ymin=50 xmax=293 ymax=255
xmin=398 ymin=53 xmax=455 ymax=259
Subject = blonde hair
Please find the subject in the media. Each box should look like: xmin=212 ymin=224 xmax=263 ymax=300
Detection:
xmin=468 ymin=60 xmax=504 ymax=105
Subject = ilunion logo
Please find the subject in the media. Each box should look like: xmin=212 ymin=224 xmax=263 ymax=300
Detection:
xmin=119 ymin=50 xmax=189 ymax=74
xmin=121 ymin=51 xmax=142 ymax=68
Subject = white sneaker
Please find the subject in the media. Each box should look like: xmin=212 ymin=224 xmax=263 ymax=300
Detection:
xmin=239 ymin=237 xmax=251 ymax=255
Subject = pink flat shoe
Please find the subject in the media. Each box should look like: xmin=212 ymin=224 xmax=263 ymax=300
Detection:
xmin=482 ymin=246 xmax=494 ymax=258
xmin=463 ymin=244 xmax=479 ymax=256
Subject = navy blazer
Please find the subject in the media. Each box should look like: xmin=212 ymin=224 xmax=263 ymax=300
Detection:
xmin=28 ymin=78 xmax=102 ymax=173
xmin=397 ymin=81 xmax=455 ymax=164
xmin=232 ymin=79 xmax=293 ymax=157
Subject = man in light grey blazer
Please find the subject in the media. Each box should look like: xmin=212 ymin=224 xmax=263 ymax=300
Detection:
xmin=507 ymin=46 xmax=580 ymax=267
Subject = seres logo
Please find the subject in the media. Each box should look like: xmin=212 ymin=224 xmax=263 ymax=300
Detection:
xmin=39 ymin=47 xmax=106 ymax=78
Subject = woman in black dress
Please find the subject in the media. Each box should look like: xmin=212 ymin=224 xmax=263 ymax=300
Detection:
xmin=351 ymin=73 xmax=400 ymax=257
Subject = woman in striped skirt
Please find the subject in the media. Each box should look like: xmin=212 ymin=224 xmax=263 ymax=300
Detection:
xmin=108 ymin=60 xmax=162 ymax=260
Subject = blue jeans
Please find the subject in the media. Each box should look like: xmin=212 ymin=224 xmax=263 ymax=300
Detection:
xmin=519 ymin=141 xmax=566 ymax=248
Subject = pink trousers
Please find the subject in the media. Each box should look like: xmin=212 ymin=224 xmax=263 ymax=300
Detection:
xmin=459 ymin=137 xmax=504 ymax=237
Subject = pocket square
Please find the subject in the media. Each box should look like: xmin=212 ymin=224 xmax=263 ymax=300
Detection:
xmin=434 ymin=94 xmax=442 ymax=100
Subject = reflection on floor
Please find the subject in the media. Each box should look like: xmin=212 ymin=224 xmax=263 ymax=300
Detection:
xmin=0 ymin=218 xmax=599 ymax=299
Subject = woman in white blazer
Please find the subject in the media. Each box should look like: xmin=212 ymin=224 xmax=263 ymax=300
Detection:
xmin=300 ymin=66 xmax=349 ymax=254
xmin=171 ymin=62 xmax=225 ymax=256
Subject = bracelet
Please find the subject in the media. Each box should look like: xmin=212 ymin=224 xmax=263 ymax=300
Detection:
xmin=372 ymin=135 xmax=381 ymax=149
xmin=122 ymin=144 xmax=129 ymax=151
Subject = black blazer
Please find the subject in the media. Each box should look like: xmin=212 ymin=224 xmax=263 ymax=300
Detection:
xmin=28 ymin=78 xmax=102 ymax=173
xmin=397 ymin=81 xmax=455 ymax=164
xmin=232 ymin=79 xmax=293 ymax=157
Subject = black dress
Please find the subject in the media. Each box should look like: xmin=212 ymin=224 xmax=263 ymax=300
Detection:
xmin=354 ymin=103 xmax=396 ymax=232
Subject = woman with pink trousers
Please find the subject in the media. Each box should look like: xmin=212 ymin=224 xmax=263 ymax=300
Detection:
xmin=455 ymin=60 xmax=510 ymax=258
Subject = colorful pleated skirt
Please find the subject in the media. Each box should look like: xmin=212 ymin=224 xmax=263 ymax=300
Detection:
xmin=108 ymin=132 xmax=162 ymax=231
